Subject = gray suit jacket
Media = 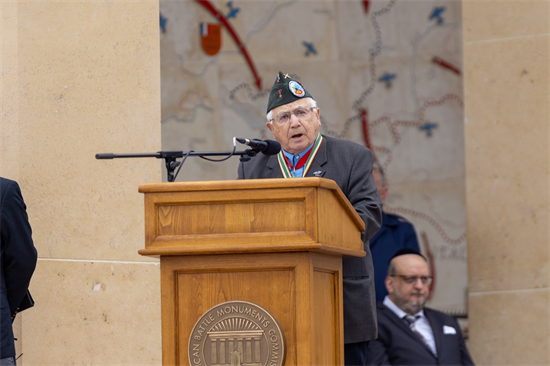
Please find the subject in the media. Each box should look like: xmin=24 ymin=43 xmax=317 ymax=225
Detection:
xmin=238 ymin=135 xmax=382 ymax=343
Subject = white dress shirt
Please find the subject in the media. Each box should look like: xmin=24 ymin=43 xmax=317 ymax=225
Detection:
xmin=383 ymin=296 xmax=438 ymax=356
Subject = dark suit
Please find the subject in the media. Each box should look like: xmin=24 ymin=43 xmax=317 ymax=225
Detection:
xmin=238 ymin=135 xmax=383 ymax=344
xmin=0 ymin=178 xmax=37 ymax=359
xmin=366 ymin=303 xmax=474 ymax=365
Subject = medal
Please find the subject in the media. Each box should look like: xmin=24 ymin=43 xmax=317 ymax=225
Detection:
xmin=277 ymin=134 xmax=323 ymax=178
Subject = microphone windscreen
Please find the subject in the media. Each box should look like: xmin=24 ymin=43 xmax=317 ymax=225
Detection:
xmin=262 ymin=140 xmax=281 ymax=155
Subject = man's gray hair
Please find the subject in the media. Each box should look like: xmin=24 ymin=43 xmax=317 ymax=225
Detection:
xmin=266 ymin=97 xmax=318 ymax=122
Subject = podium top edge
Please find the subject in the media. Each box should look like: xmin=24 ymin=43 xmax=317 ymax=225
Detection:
xmin=138 ymin=177 xmax=337 ymax=193
xmin=138 ymin=177 xmax=366 ymax=231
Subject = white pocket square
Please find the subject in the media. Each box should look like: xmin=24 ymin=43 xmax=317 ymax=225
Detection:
xmin=443 ymin=325 xmax=457 ymax=335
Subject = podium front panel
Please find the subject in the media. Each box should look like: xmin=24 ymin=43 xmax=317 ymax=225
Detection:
xmin=160 ymin=252 xmax=343 ymax=366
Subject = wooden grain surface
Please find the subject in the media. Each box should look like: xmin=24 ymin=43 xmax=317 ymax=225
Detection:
xmin=140 ymin=180 xmax=365 ymax=258
xmin=160 ymin=252 xmax=343 ymax=366
xmin=139 ymin=178 xmax=364 ymax=231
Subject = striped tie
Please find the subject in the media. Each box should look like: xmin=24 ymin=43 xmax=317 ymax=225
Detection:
xmin=403 ymin=315 xmax=436 ymax=355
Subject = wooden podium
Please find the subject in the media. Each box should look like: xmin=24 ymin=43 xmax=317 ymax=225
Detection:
xmin=138 ymin=178 xmax=366 ymax=366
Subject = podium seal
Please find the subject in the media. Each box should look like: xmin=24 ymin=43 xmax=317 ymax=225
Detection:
xmin=188 ymin=300 xmax=285 ymax=366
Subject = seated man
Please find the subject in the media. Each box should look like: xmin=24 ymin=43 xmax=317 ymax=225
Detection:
xmin=369 ymin=163 xmax=420 ymax=302
xmin=366 ymin=249 xmax=474 ymax=366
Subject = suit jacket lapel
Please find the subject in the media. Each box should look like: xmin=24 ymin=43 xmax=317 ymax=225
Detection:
xmin=304 ymin=134 xmax=327 ymax=177
xmin=382 ymin=305 xmax=438 ymax=358
xmin=424 ymin=309 xmax=443 ymax=356
xmin=381 ymin=305 xmax=419 ymax=339
xmin=266 ymin=154 xmax=283 ymax=178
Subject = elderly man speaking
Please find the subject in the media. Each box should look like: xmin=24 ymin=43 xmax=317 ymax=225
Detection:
xmin=238 ymin=71 xmax=382 ymax=365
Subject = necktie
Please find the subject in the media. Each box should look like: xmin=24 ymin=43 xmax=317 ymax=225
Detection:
xmin=282 ymin=147 xmax=313 ymax=177
xmin=403 ymin=315 xmax=436 ymax=355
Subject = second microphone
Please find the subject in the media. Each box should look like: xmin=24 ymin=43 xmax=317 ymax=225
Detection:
xmin=236 ymin=138 xmax=281 ymax=155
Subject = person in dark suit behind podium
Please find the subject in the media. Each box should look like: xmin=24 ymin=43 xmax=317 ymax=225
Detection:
xmin=0 ymin=178 xmax=37 ymax=365
xmin=238 ymin=71 xmax=383 ymax=365
xmin=369 ymin=162 xmax=420 ymax=302
xmin=366 ymin=249 xmax=474 ymax=366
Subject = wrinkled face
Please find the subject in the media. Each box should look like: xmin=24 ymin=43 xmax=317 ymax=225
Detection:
xmin=266 ymin=99 xmax=321 ymax=155
xmin=386 ymin=254 xmax=430 ymax=315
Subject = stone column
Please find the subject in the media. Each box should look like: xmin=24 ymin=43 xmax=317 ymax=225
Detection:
xmin=0 ymin=1 xmax=161 ymax=364
xmin=463 ymin=1 xmax=550 ymax=364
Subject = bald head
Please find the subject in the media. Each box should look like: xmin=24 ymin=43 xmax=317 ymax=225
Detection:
xmin=385 ymin=254 xmax=431 ymax=315
xmin=387 ymin=253 xmax=428 ymax=277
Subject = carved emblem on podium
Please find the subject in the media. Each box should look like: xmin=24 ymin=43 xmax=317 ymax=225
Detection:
xmin=188 ymin=300 xmax=285 ymax=366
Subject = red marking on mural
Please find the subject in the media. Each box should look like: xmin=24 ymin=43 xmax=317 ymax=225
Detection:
xmin=363 ymin=0 xmax=370 ymax=13
xmin=432 ymin=56 xmax=461 ymax=76
xmin=200 ymin=23 xmax=222 ymax=56
xmin=195 ymin=0 xmax=262 ymax=89
xmin=421 ymin=232 xmax=436 ymax=298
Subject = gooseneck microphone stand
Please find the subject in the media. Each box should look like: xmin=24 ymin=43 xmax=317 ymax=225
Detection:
xmin=96 ymin=148 xmax=260 ymax=182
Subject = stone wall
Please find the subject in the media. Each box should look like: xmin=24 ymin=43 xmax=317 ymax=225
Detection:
xmin=1 ymin=1 xmax=162 ymax=364
xmin=463 ymin=1 xmax=550 ymax=364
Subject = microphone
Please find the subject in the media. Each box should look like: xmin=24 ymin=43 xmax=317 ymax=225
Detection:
xmin=236 ymin=138 xmax=281 ymax=155
xmin=95 ymin=153 xmax=116 ymax=159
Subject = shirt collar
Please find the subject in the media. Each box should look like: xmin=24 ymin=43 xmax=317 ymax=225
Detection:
xmin=383 ymin=296 xmax=425 ymax=319
xmin=282 ymin=140 xmax=316 ymax=165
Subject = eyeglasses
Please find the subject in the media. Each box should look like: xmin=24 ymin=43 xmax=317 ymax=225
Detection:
xmin=270 ymin=107 xmax=316 ymax=126
xmin=390 ymin=275 xmax=433 ymax=285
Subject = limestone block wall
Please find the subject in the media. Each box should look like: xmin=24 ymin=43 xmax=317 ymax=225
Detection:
xmin=463 ymin=1 xmax=550 ymax=363
xmin=1 ymin=1 xmax=162 ymax=364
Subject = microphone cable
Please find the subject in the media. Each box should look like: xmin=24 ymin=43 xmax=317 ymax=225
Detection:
xmin=172 ymin=138 xmax=237 ymax=182
xmin=198 ymin=137 xmax=237 ymax=162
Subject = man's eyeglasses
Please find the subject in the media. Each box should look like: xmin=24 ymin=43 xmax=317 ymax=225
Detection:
xmin=270 ymin=107 xmax=316 ymax=126
xmin=390 ymin=275 xmax=433 ymax=285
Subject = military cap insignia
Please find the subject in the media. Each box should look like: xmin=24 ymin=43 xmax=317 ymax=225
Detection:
xmin=289 ymin=81 xmax=305 ymax=97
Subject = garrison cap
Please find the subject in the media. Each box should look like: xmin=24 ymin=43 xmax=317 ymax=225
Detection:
xmin=267 ymin=71 xmax=313 ymax=113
